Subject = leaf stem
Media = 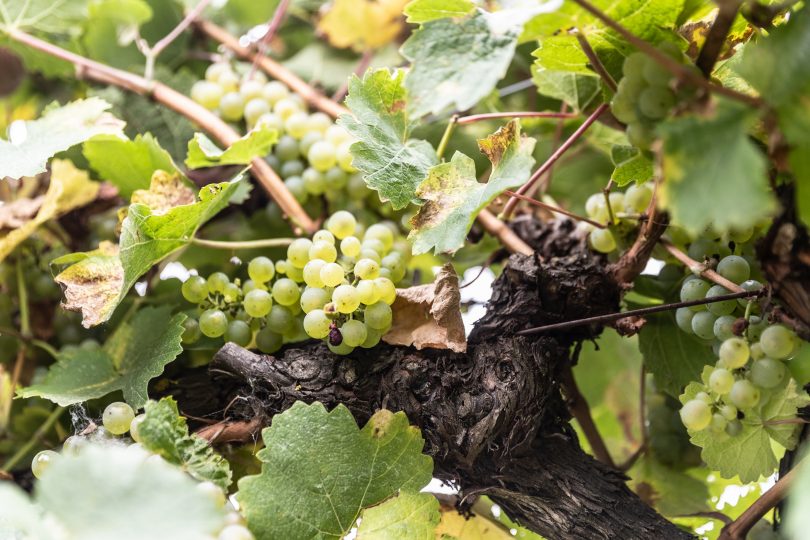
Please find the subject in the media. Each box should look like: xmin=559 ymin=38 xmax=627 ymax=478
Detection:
xmin=190 ymin=237 xmax=295 ymax=250
xmin=456 ymin=111 xmax=578 ymax=125
xmin=248 ymin=0 xmax=291 ymax=79
xmin=575 ymin=32 xmax=618 ymax=92
xmin=660 ymin=240 xmax=745 ymax=292
xmin=436 ymin=114 xmax=459 ymax=161
xmin=1 ymin=406 xmax=65 ymax=471
xmin=142 ymin=0 xmax=212 ymax=81
xmin=530 ymin=102 xmax=569 ymax=196
xmin=15 ymin=257 xmax=30 ymax=337
xmin=502 ymin=190 xmax=606 ymax=228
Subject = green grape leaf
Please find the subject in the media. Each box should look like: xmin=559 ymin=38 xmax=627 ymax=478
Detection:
xmin=83 ymin=133 xmax=178 ymax=198
xmin=403 ymin=0 xmax=475 ymax=23
xmin=0 ymin=159 xmax=99 ymax=263
xmin=533 ymin=35 xmax=592 ymax=75
xmin=638 ymin=311 xmax=716 ymax=398
xmin=610 ymin=145 xmax=653 ymax=186
xmin=356 ymin=491 xmax=440 ymax=539
xmin=409 ymin=120 xmax=536 ymax=255
xmin=0 ymin=0 xmax=89 ymax=34
xmin=338 ymin=68 xmax=438 ymax=209
xmin=81 ymin=0 xmax=154 ymax=68
xmin=659 ymin=101 xmax=776 ymax=235
xmin=223 ymin=0 xmax=280 ymax=26
xmin=786 ymin=457 xmax=810 ymax=540
xmin=530 ymin=65 xmax=602 ymax=112
xmin=401 ymin=11 xmax=519 ymax=117
xmin=185 ymin=127 xmax=278 ymax=169
xmin=35 ymin=444 xmax=226 ymax=540
xmin=137 ymin=397 xmax=232 ymax=490
xmin=237 ymin=402 xmax=433 ymax=540
xmin=18 ymin=306 xmax=185 ymax=408
xmin=680 ymin=379 xmax=809 ymax=482
xmin=53 ymin=172 xmax=242 ymax=327
xmin=628 ymin=456 xmax=709 ymax=517
xmin=0 ymin=98 xmax=125 ymax=179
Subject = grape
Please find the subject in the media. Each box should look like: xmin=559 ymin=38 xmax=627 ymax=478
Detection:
xmin=303 ymin=259 xmax=326 ymax=288
xmin=265 ymin=305 xmax=294 ymax=334
xmin=759 ymin=325 xmax=796 ymax=360
xmin=300 ymin=132 xmax=322 ymax=157
xmin=356 ymin=280 xmax=380 ymax=305
xmin=182 ymin=318 xmax=201 ymax=344
xmin=706 ymin=285 xmax=737 ymax=316
xmin=285 ymin=263 xmax=304 ymax=283
xmin=610 ymin=91 xmax=638 ymax=124
xmin=585 ymin=194 xmax=609 ymax=222
xmin=309 ymin=241 xmax=338 ymax=263
xmin=182 ymin=276 xmax=208 ymax=303
xmin=239 ymin=79 xmax=263 ymax=100
xmin=262 ymin=81 xmax=289 ymax=105
xmin=589 ymin=228 xmax=616 ymax=253
xmin=303 ymin=309 xmax=331 ymax=339
xmin=675 ymin=307 xmax=695 ymax=334
xmin=281 ymin=160 xmax=304 ymax=178
xmin=626 ymin=122 xmax=654 ymax=150
xmin=638 ymin=86 xmax=675 ymax=120
xmin=302 ymin=168 xmax=326 ymax=194
xmin=248 ymin=256 xmax=275 ymax=283
xmin=274 ymin=98 xmax=301 ymax=120
xmin=191 ymin=81 xmax=224 ymax=110
xmin=719 ymin=337 xmax=749 ymax=368
xmin=103 ymin=402 xmax=135 ymax=435
xmin=62 ymin=435 xmax=88 ymax=455
xmin=709 ymin=413 xmax=728 ymax=433
xmin=129 ymin=414 xmax=145 ymax=443
xmin=31 ymin=450 xmax=60 ymax=478
xmin=679 ymin=399 xmax=711 ymax=431
xmin=365 ymin=224 xmax=394 ymax=251
xmin=207 ymin=272 xmax=230 ymax=294
xmin=244 ymin=98 xmax=270 ymax=126
xmin=750 ymin=342 xmax=765 ymax=360
xmin=680 ymin=278 xmax=711 ymax=311
xmin=205 ymin=63 xmax=230 ymax=83
xmin=691 ymin=311 xmax=717 ymax=340
xmin=709 ymin=368 xmax=734 ymax=394
xmin=622 ymin=52 xmax=647 ymax=76
xmin=218 ymin=524 xmax=256 ymax=540
xmin=341 ymin=320 xmax=368 ymax=347
xmin=333 ymin=285 xmax=361 ymax=314
xmin=327 ymin=211 xmax=357 ymax=239
xmin=256 ymin=327 xmax=283 ymax=353
xmin=719 ymin=404 xmax=737 ymax=421
xmin=300 ymin=287 xmax=329 ymax=313
xmin=359 ymin=248 xmax=381 ymax=264
xmin=725 ymin=419 xmax=743 ymax=436
xmin=337 ymin=142 xmax=355 ymax=172
xmin=219 ymin=92 xmax=245 ymax=121
xmin=729 ymin=379 xmax=760 ymax=408
xmin=313 ymin=230 xmax=336 ymax=245
xmin=285 ymin=111 xmax=310 ymax=139
xmin=225 ymin=320 xmax=252 ymax=346
xmin=642 ymin=60 xmax=671 ymax=86
xmin=287 ymin=238 xmax=313 ymax=268
xmin=324 ymin=167 xmax=348 ymax=189
xmin=359 ymin=328 xmax=382 ymax=348
xmin=374 ymin=278 xmax=397 ymax=305
xmin=738 ymin=279 xmax=764 ymax=308
xmin=272 ymin=278 xmax=300 ymax=306
xmin=218 ymin=71 xmax=240 ymax=92
xmin=308 ymin=141 xmax=338 ymax=172
xmin=717 ymin=255 xmax=750 ymax=284
xmin=200 ymin=309 xmax=228 ymax=338
xmin=713 ymin=315 xmax=737 ymax=341
xmin=354 ymin=258 xmax=380 ymax=280
xmin=320 ymin=262 xmax=345 ymax=287
xmin=244 ymin=289 xmax=273 ymax=318
xmin=275 ymin=135 xmax=300 ymax=161
xmin=347 ymin=174 xmax=367 ymax=200
xmin=751 ymin=358 xmax=787 ymax=389
xmin=328 ymin=341 xmax=355 ymax=355
xmin=729 ymin=224 xmax=754 ymax=243
xmin=624 ymin=183 xmax=653 ymax=213
xmin=362 ymin=238 xmax=386 ymax=255
xmin=257 ymin=112 xmax=284 ymax=132
xmin=223 ymin=283 xmax=241 ymax=303
xmin=364 ymin=302 xmax=392 ymax=330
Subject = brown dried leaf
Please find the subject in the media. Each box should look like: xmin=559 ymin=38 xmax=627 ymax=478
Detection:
xmin=0 ymin=195 xmax=44 ymax=229
xmin=131 ymin=170 xmax=195 ymax=215
xmin=383 ymin=264 xmax=466 ymax=352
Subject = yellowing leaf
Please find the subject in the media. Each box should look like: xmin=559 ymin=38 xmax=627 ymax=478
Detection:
xmin=54 ymin=242 xmax=124 ymax=328
xmin=0 ymin=159 xmax=99 ymax=262
xmin=435 ymin=509 xmax=514 ymax=539
xmin=318 ymin=0 xmax=409 ymax=51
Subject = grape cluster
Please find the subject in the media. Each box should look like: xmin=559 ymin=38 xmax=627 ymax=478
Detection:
xmin=581 ymin=182 xmax=654 ymax=254
xmin=180 ymin=211 xmax=408 ymax=355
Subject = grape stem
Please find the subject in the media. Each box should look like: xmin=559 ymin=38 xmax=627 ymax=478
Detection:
xmin=3 ymin=27 xmax=318 ymax=233
xmin=516 ymin=288 xmax=762 ymax=336
xmin=502 ymin=190 xmax=607 ymax=229
xmin=455 ymin=111 xmax=578 ymax=124
xmin=190 ymin=237 xmax=296 ymax=250
xmin=435 ymin=114 xmax=459 ymax=161
xmin=660 ymin=240 xmax=746 ymax=293
xmin=574 ymin=31 xmax=618 ymax=92
xmin=1 ymin=406 xmax=65 ymax=472
xmin=528 ymin=102 xmax=569 ymax=197
xmin=560 ymin=362 xmax=616 ymax=467
xmin=248 ymin=0 xmax=291 ymax=79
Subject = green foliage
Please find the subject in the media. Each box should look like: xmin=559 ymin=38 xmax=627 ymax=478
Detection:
xmin=185 ymin=127 xmax=278 ymax=169
xmin=610 ymin=145 xmax=653 ymax=186
xmin=355 ymin=491 xmax=440 ymax=539
xmin=628 ymin=456 xmax=710 ymax=517
xmin=530 ymin=66 xmax=602 ymax=112
xmin=403 ymin=0 xmax=474 ymax=23
xmin=237 ymin=402 xmax=433 ymax=540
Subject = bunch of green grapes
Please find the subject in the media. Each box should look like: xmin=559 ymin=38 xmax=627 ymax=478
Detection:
xmin=180 ymin=211 xmax=409 ymax=355
xmin=611 ymin=45 xmax=693 ymax=150
xmin=581 ymin=182 xmax=654 ymax=254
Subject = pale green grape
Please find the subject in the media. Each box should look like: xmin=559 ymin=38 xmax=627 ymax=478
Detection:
xmin=717 ymin=255 xmax=750 ymax=284
xmin=303 ymin=309 xmax=331 ymax=339
xmin=374 ymin=278 xmax=396 ymax=305
xmin=691 ymin=311 xmax=717 ymax=340
xmin=679 ymin=400 xmax=711 ymax=431
xmin=302 ymin=168 xmax=326 ymax=195
xmin=256 ymin=112 xmax=283 ymax=132
xmin=218 ymin=524 xmax=255 ymax=540
xmin=709 ymin=413 xmax=728 ymax=433
xmin=320 ymin=262 xmax=345 ymax=287
xmin=638 ymin=86 xmax=675 ymax=119
xmin=324 ymin=167 xmax=348 ymax=189
xmin=265 ymin=305 xmax=294 ymax=334
xmin=340 ymin=236 xmax=361 ymax=258
xmin=328 ymin=341 xmax=355 ymax=355
xmin=272 ymin=278 xmax=300 ymax=306
xmin=680 ymin=278 xmax=711 ymax=311
xmin=308 ymin=141 xmax=337 ymax=171
xmin=219 ymin=92 xmax=245 ymax=121
xmin=313 ymin=230 xmax=335 ymax=245
xmin=274 ymin=98 xmax=301 ymax=120
xmin=31 ymin=450 xmax=60 ymax=478
xmin=750 ymin=342 xmax=764 ymax=360
xmin=205 ymin=63 xmax=230 ymax=83
xmin=223 ymin=283 xmax=241 ymax=303
xmin=347 ymin=174 xmax=367 ymax=200
xmin=738 ymin=279 xmax=764 ymax=308
xmin=626 ymin=122 xmax=654 ymax=150
xmin=239 ymin=80 xmax=263 ymax=100
xmin=200 ymin=309 xmax=228 ymax=337
xmin=303 ymin=259 xmax=326 ymax=288
xmin=360 ymin=328 xmax=382 ymax=348
xmin=709 ymin=368 xmax=734 ymax=394
xmin=610 ymin=90 xmax=638 ymax=124
xmin=759 ymin=325 xmax=796 ymax=360
xmin=285 ymin=263 xmax=304 ymax=283
xmin=642 ymin=60 xmax=671 ymax=87
xmin=365 ymin=224 xmax=394 ymax=251
xmin=299 ymin=132 xmax=323 ymax=158
xmin=624 ymin=183 xmax=653 ymax=213
xmin=130 ymin=414 xmax=145 ymax=443
xmin=218 ymin=71 xmax=240 ymax=92
xmin=244 ymin=98 xmax=270 ymax=126
xmin=337 ymin=142 xmax=355 ymax=172
xmin=364 ymin=302 xmax=392 ymax=330
xmin=359 ymin=248 xmax=381 ymax=264
xmin=719 ymin=404 xmax=737 ymax=421
xmin=287 ymin=238 xmax=313 ymax=268
xmin=675 ymin=307 xmax=695 ymax=334
xmin=301 ymin=287 xmax=329 ymax=313
xmin=309 ymin=241 xmax=337 ymax=263
xmin=62 ymin=435 xmax=88 ymax=455
xmin=103 ymin=402 xmax=135 ymax=435
xmin=356 ymin=280 xmax=380 ymax=305
xmin=341 ymin=320 xmax=368 ymax=347
xmin=275 ymin=135 xmax=300 ymax=162
xmin=256 ymin=327 xmax=283 ymax=353
xmin=262 ymin=81 xmax=289 ymax=105
xmin=719 ymin=337 xmax=749 ymax=368
xmin=747 ymin=315 xmax=768 ymax=341
xmin=182 ymin=318 xmax=201 ymax=344
xmin=284 ymin=111 xmax=309 ymax=139
xmin=725 ymin=419 xmax=743 ymax=436
xmin=327 ymin=211 xmax=357 ymax=239
xmin=729 ymin=224 xmax=754 ymax=243
xmin=248 ymin=256 xmax=275 ymax=283
xmin=243 ymin=279 xmax=261 ymax=295
xmin=729 ymin=379 xmax=760 ymax=408
xmin=362 ymin=238 xmax=386 ymax=256
xmin=750 ymin=358 xmax=787 ymax=388
xmin=182 ymin=276 xmax=208 ymax=303
xmin=713 ymin=315 xmax=737 ymax=341
xmin=325 ymin=124 xmax=351 ymax=145
xmin=207 ymin=272 xmax=230 ymax=294
xmin=354 ymin=258 xmax=380 ymax=280
xmin=706 ymin=285 xmax=737 ymax=316
xmin=589 ymin=228 xmax=616 ymax=253
xmin=244 ymin=289 xmax=273 ymax=318
xmin=191 ymin=81 xmax=224 ymax=110
xmin=225 ymin=320 xmax=252 ymax=346
xmin=585 ymin=194 xmax=609 ymax=222
xmin=622 ymin=52 xmax=647 ymax=76
xmin=333 ymin=284 xmax=361 ymax=314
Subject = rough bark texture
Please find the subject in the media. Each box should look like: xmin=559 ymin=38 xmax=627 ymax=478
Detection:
xmin=178 ymin=219 xmax=691 ymax=540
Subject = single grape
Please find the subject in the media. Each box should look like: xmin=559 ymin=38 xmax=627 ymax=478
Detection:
xmin=299 ymin=132 xmax=323 ymax=157
xmin=256 ymin=327 xmax=283 ymax=353
xmin=709 ymin=368 xmax=734 ymax=394
xmin=309 ymin=241 xmax=338 ymax=263
xmin=364 ymin=302 xmax=392 ymax=330
xmin=218 ymin=524 xmax=256 ymax=540
xmin=584 ymin=194 xmax=609 ymax=222
xmin=31 ymin=450 xmax=60 ymax=479
xmin=103 ymin=402 xmax=135 ymax=435
xmin=256 ymin=112 xmax=283 ymax=132
xmin=725 ymin=419 xmax=743 ymax=436
xmin=336 ymin=141 xmax=355 ymax=172
xmin=275 ymin=135 xmax=300 ymax=162
xmin=624 ymin=183 xmax=653 ymax=214
xmin=218 ymin=70 xmax=240 ymax=92
xmin=589 ymin=228 xmax=616 ymax=253
xmin=691 ymin=311 xmax=718 ymax=340
xmin=719 ymin=404 xmax=738 ymax=421
xmin=62 ymin=435 xmax=88 ymax=455
xmin=359 ymin=248 xmax=381 ymax=264
xmin=244 ymin=289 xmax=273 ymax=318
xmin=622 ymin=52 xmax=648 ymax=77
xmin=285 ymin=111 xmax=310 ymax=139
xmin=265 ymin=305 xmax=294 ymax=334
xmin=248 ymin=256 xmax=275 ymax=283
xmin=285 ymin=263 xmax=304 ymax=283
xmin=327 ymin=341 xmax=355 ymax=355
xmin=287 ymin=238 xmax=313 ymax=269
xmin=313 ymin=230 xmax=336 ymax=245
xmin=303 ymin=309 xmax=331 ymax=339
xmin=200 ymin=309 xmax=228 ymax=338
xmin=219 ymin=92 xmax=245 ymax=122
xmin=709 ymin=413 xmax=728 ymax=433
xmin=205 ymin=63 xmax=230 ymax=83
xmin=225 ymin=320 xmax=252 ymax=347
xmin=129 ymin=414 xmax=145 ymax=443
xmin=759 ymin=325 xmax=797 ymax=360
xmin=642 ymin=60 xmax=671 ymax=86
xmin=680 ymin=278 xmax=711 ymax=311
xmin=626 ymin=122 xmax=655 ymax=150
xmin=300 ymin=287 xmax=330 ymax=313
xmin=262 ymin=81 xmax=289 ymax=104
xmin=182 ymin=318 xmax=201 ymax=344
xmin=360 ymin=327 xmax=382 ymax=348
xmin=738 ymin=279 xmax=764 ymax=308
xmin=679 ymin=400 xmax=712 ymax=431
xmin=717 ymin=255 xmax=750 ymax=284
xmin=324 ymin=167 xmax=348 ymax=189
xmin=374 ymin=278 xmax=397 ymax=305
xmin=675 ymin=307 xmax=695 ymax=334
xmin=354 ymin=258 xmax=380 ymax=280
xmin=719 ymin=337 xmax=749 ymax=368
xmin=302 ymin=168 xmax=326 ymax=195
xmin=333 ymin=285 xmax=361 ymax=314
xmin=222 ymin=283 xmax=241 ymax=303
xmin=308 ymin=141 xmax=337 ymax=172
xmin=362 ymin=238 xmax=386 ymax=256
xmin=239 ymin=79 xmax=263 ymax=100
xmin=272 ymin=278 xmax=301 ymax=306
xmin=181 ymin=276 xmax=208 ymax=303
xmin=325 ymin=124 xmax=351 ymax=145
xmin=346 ymin=174 xmax=367 ymax=200
xmin=365 ymin=224 xmax=394 ymax=251
xmin=340 ymin=320 xmax=368 ymax=347
xmin=320 ymin=262 xmax=345 ymax=288
xmin=191 ymin=81 xmax=224 ymax=110
xmin=274 ymin=98 xmax=301 ymax=121
xmin=713 ymin=315 xmax=737 ymax=341
xmin=729 ymin=224 xmax=754 ymax=243
xmin=750 ymin=342 xmax=765 ymax=360
xmin=327 ymin=211 xmax=357 ymax=239
xmin=280 ymin=160 xmax=304 ymax=178
xmin=244 ymin=98 xmax=270 ymax=126
xmin=638 ymin=86 xmax=675 ymax=120
xmin=207 ymin=272 xmax=230 ymax=294
xmin=303 ymin=259 xmax=327 ymax=288
xmin=706 ymin=285 xmax=737 ymax=316
xmin=729 ymin=379 xmax=760 ymax=409
xmin=750 ymin=358 xmax=787 ymax=388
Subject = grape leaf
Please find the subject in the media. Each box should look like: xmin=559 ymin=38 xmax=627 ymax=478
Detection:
xmin=18 ymin=306 xmax=185 ymax=408
xmin=53 ymin=172 xmax=242 ymax=327
xmin=409 ymin=119 xmax=536 ymax=255
xmin=83 ymin=133 xmax=178 ymax=198
xmin=137 ymin=397 xmax=232 ymax=490
xmin=0 ymin=98 xmax=125 ymax=179
xmin=680 ymin=379 xmax=809 ymax=482
xmin=0 ymin=159 xmax=100 ymax=263
xmin=628 ymin=456 xmax=709 ymax=517
xmin=401 ymin=11 xmax=519 ymax=117
xmin=435 ymin=508 xmax=515 ymax=539
xmin=610 ymin=145 xmax=653 ymax=186
xmin=638 ymin=311 xmax=716 ymax=398
xmin=338 ymin=68 xmax=438 ymax=210
xmin=658 ymin=101 xmax=776 ymax=235
xmin=355 ymin=491 xmax=440 ymax=539
xmin=317 ymin=0 xmax=409 ymax=51
xmin=223 ymin=0 xmax=280 ymax=26
xmin=35 ymin=444 xmax=226 ymax=540
xmin=786 ymin=458 xmax=810 ymax=540
xmin=0 ymin=0 xmax=89 ymax=34
xmin=81 ymin=0 xmax=154 ymax=68
xmin=531 ymin=64 xmax=602 ymax=112
xmin=403 ymin=0 xmax=475 ymax=23
xmin=237 ymin=402 xmax=433 ymax=540
xmin=185 ymin=127 xmax=277 ymax=169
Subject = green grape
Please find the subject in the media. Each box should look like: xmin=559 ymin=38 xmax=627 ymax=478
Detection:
xmin=717 ymin=255 xmax=750 ymax=284
xmin=265 ymin=305 xmax=294 ymax=334
xmin=642 ymin=59 xmax=671 ymax=86
xmin=218 ymin=524 xmax=256 ymax=540
xmin=337 ymin=141 xmax=355 ymax=172
xmin=589 ymin=228 xmax=616 ymax=253
xmin=222 ymin=283 xmax=241 ymax=302
xmin=200 ymin=309 xmax=228 ymax=338
xmin=365 ymin=224 xmax=394 ymax=251
xmin=327 ymin=211 xmax=357 ymax=239
xmin=750 ymin=342 xmax=764 ymax=360
xmin=242 ymin=280 xmax=260 ymax=295
xmin=719 ymin=404 xmax=737 ymax=421
xmin=360 ymin=327 xmax=382 ymax=348
xmin=709 ymin=368 xmax=734 ymax=394
xmin=719 ymin=337 xmax=749 ymax=368
xmin=285 ymin=263 xmax=304 ymax=283
xmin=302 ymin=168 xmax=326 ymax=195
xmin=725 ymin=419 xmax=743 ymax=436
xmin=706 ymin=285 xmax=737 ymax=316
xmin=679 ymin=399 xmax=711 ymax=431
xmin=759 ymin=325 xmax=796 ymax=360
xmin=687 ymin=237 xmax=719 ymax=260
xmin=374 ymin=277 xmax=396 ymax=305
xmin=709 ymin=413 xmax=728 ymax=433
xmin=301 ymin=287 xmax=330 ymax=313
xmin=130 ymin=414 xmax=145 ymax=443
xmin=287 ymin=238 xmax=313 ymax=268
xmin=359 ymin=248 xmax=381 ymax=264
xmin=354 ymin=258 xmax=380 ymax=280
xmin=225 ymin=320 xmax=252 ymax=346
xmin=256 ymin=327 xmax=283 ymax=354
xmin=285 ymin=176 xmax=309 ymax=203
xmin=303 ymin=309 xmax=331 ymax=339
xmin=738 ymin=279 xmax=764 ymax=308
xmin=218 ymin=71 xmax=240 ymax=91
xmin=310 ymin=241 xmax=338 ymax=263
xmin=262 ymin=81 xmax=289 ymax=104
xmin=750 ymin=358 xmax=787 ymax=389
xmin=275 ymin=135 xmax=300 ymax=161
xmin=362 ymin=238 xmax=386 ymax=255
xmin=62 ymin=435 xmax=88 ymax=455
xmin=299 ymin=132 xmax=322 ymax=157
xmin=244 ymin=289 xmax=273 ymax=318
xmin=328 ymin=341 xmax=355 ymax=355
xmin=280 ymin=160 xmax=304 ymax=178
xmin=320 ymin=262 xmax=345 ymax=287
xmin=239 ymin=80 xmax=263 ymax=100
xmin=325 ymin=124 xmax=351 ymax=145
xmin=364 ymin=301 xmax=392 ymax=330
xmin=313 ymin=230 xmax=335 ymax=245
xmin=680 ymin=278 xmax=711 ymax=311
xmin=729 ymin=379 xmax=760 ymax=409
xmin=182 ymin=276 xmax=208 ymax=303
xmin=324 ymin=167 xmax=348 ymax=189
xmin=347 ymin=174 xmax=367 ymax=200
xmin=103 ymin=402 xmax=135 ymax=435
xmin=205 ymin=63 xmax=230 ymax=83
xmin=356 ymin=279 xmax=380 ymax=305
xmin=691 ymin=311 xmax=717 ymax=340
xmin=307 ymin=112 xmax=331 ymax=134
xmin=191 ymin=81 xmax=224 ymax=110
xmin=626 ymin=122 xmax=654 ymax=150
xmin=256 ymin=112 xmax=283 ymax=132
xmin=607 ymin=192 xmax=625 ymax=215
xmin=610 ymin=91 xmax=638 ymax=124
xmin=248 ymin=256 xmax=275 ymax=283
xmin=308 ymin=141 xmax=337 ymax=171
xmin=713 ymin=315 xmax=737 ymax=341
xmin=219 ymin=92 xmax=245 ymax=121
xmin=638 ymin=86 xmax=675 ymax=120
xmin=333 ymin=285 xmax=361 ymax=314
xmin=272 ymin=278 xmax=300 ymax=306
xmin=585 ymin=194 xmax=609 ymax=222
xmin=729 ymin=224 xmax=754 ymax=243
xmin=182 ymin=318 xmax=201 ymax=344
xmin=244 ymin=98 xmax=270 ymax=126
xmin=746 ymin=314 xmax=768 ymax=341
xmin=622 ymin=52 xmax=647 ymax=76
xmin=303 ymin=259 xmax=326 ymax=288
xmin=274 ymin=98 xmax=301 ymax=120
xmin=340 ymin=320 xmax=368 ymax=347
xmin=285 ymin=111 xmax=310 ymax=139
xmin=31 ymin=450 xmax=60 ymax=478
xmin=675 ymin=307 xmax=695 ymax=334
xmin=624 ymin=183 xmax=653 ymax=213
xmin=207 ymin=272 xmax=230 ymax=294
xmin=340 ymin=236 xmax=362 ymax=258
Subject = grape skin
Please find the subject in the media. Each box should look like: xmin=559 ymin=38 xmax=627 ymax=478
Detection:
xmin=103 ymin=402 xmax=136 ymax=435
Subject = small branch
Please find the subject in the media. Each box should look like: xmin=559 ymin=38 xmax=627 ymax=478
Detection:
xmin=143 ymin=0 xmax=212 ymax=80
xmin=609 ymin=208 xmax=669 ymax=284
xmin=718 ymin=465 xmax=800 ymax=540
xmin=456 ymin=111 xmax=578 ymax=125
xmin=248 ymin=0 xmax=291 ymax=78
xmin=696 ymin=0 xmax=743 ymax=77
xmin=502 ymin=104 xmax=609 ymax=220
xmin=561 ymin=364 xmax=616 ymax=467
xmin=196 ymin=417 xmax=263 ymax=444
xmin=617 ymin=364 xmax=648 ymax=472
xmin=575 ymin=32 xmax=618 ymax=92
xmin=503 ymin=190 xmax=606 ymax=228
xmin=1 ymin=406 xmax=65 ymax=471
xmin=517 ymin=289 xmax=762 ymax=336
xmin=476 ymin=210 xmax=533 ymax=256
xmin=530 ymin=102 xmax=569 ymax=196
xmin=436 ymin=114 xmax=459 ymax=161
xmin=332 ymin=50 xmax=374 ymax=103
xmin=681 ymin=512 xmax=733 ymax=526
xmin=660 ymin=240 xmax=745 ymax=292
xmin=190 ymin=237 xmax=295 ymax=250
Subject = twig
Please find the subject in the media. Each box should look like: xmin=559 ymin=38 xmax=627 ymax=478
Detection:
xmin=498 ymin=78 xmax=535 ymax=97
xmin=15 ymin=258 xmax=30 ymax=337
xmin=570 ymin=0 xmax=765 ymax=108
xmin=718 ymin=465 xmax=800 ymax=540
xmin=610 ymin=208 xmax=669 ymax=284
xmin=5 ymin=27 xmax=317 ymax=234
xmin=618 ymin=364 xmax=648 ymax=472
xmin=531 ymin=102 xmax=569 ymax=196
xmin=503 ymin=190 xmax=606 ymax=228
xmin=680 ymin=512 xmax=733 ymax=526
xmin=190 ymin=237 xmax=295 ymax=250
xmin=1 ymin=406 xmax=65 ymax=471
xmin=332 ymin=50 xmax=374 ymax=103
xmin=561 ymin=364 xmax=615 ymax=467
xmin=248 ymin=0 xmax=291 ymax=79
xmin=575 ymin=32 xmax=617 ymax=92
xmin=456 ymin=111 xmax=578 ymax=125
xmin=436 ymin=114 xmax=459 ymax=160
xmin=476 ymin=210 xmax=533 ymax=255
xmin=660 ymin=240 xmax=745 ymax=292
xmin=141 ymin=0 xmax=212 ymax=80
xmin=502 ymin=104 xmax=609 ymax=219
xmin=517 ymin=289 xmax=762 ymax=336
xmin=696 ymin=0 xmax=743 ymax=77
